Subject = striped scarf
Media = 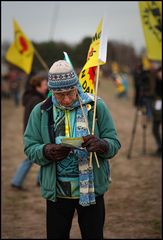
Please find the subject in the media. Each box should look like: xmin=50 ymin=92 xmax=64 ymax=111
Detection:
xmin=52 ymin=83 xmax=96 ymax=206
xmin=75 ymin=106 xmax=96 ymax=206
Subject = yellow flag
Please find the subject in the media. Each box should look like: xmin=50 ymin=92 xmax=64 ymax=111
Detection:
xmin=79 ymin=18 xmax=107 ymax=94
xmin=142 ymin=55 xmax=151 ymax=70
xmin=111 ymin=62 xmax=119 ymax=73
xmin=79 ymin=66 xmax=97 ymax=94
xmin=5 ymin=19 xmax=34 ymax=74
xmin=139 ymin=1 xmax=162 ymax=61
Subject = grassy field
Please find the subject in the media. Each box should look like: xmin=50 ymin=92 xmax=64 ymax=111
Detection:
xmin=2 ymin=76 xmax=162 ymax=239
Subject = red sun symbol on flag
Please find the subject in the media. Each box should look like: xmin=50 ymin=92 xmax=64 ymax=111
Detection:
xmin=87 ymin=47 xmax=96 ymax=60
xmin=18 ymin=36 xmax=29 ymax=54
xmin=88 ymin=66 xmax=97 ymax=84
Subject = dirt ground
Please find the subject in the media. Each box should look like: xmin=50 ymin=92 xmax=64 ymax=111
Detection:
xmin=2 ymin=76 xmax=162 ymax=239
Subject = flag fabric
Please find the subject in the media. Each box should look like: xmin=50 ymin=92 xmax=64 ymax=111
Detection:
xmin=63 ymin=51 xmax=74 ymax=69
xmin=139 ymin=1 xmax=162 ymax=61
xmin=64 ymin=51 xmax=80 ymax=81
xmin=79 ymin=18 xmax=108 ymax=94
xmin=79 ymin=66 xmax=97 ymax=94
xmin=5 ymin=19 xmax=34 ymax=74
xmin=142 ymin=55 xmax=151 ymax=70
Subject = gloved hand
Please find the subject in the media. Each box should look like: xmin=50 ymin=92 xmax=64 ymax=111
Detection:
xmin=43 ymin=143 xmax=71 ymax=161
xmin=82 ymin=135 xmax=109 ymax=154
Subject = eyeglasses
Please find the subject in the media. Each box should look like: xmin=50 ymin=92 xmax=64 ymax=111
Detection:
xmin=52 ymin=89 xmax=77 ymax=100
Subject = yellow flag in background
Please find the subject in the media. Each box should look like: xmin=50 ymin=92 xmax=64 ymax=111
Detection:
xmin=139 ymin=1 xmax=162 ymax=61
xmin=5 ymin=19 xmax=34 ymax=74
xmin=111 ymin=62 xmax=119 ymax=73
xmin=79 ymin=18 xmax=107 ymax=94
xmin=142 ymin=55 xmax=151 ymax=70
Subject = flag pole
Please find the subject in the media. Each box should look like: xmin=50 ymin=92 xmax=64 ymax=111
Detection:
xmin=89 ymin=63 xmax=100 ymax=168
xmin=33 ymin=45 xmax=49 ymax=71
xmin=64 ymin=51 xmax=100 ymax=169
xmin=78 ymin=94 xmax=100 ymax=168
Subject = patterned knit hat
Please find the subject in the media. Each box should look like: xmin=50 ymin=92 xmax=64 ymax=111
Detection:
xmin=48 ymin=60 xmax=78 ymax=91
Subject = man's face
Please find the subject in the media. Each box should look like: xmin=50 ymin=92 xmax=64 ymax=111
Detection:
xmin=53 ymin=88 xmax=78 ymax=107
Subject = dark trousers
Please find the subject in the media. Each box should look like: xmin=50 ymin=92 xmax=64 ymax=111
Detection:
xmin=152 ymin=120 xmax=162 ymax=150
xmin=46 ymin=195 xmax=105 ymax=239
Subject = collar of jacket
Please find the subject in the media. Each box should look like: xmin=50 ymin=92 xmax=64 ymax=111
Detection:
xmin=41 ymin=96 xmax=53 ymax=111
xmin=40 ymin=96 xmax=55 ymax=143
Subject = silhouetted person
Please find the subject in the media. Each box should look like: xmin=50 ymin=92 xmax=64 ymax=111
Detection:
xmin=152 ymin=66 xmax=162 ymax=156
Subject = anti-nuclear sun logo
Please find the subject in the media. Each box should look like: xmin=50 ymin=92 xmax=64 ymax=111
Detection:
xmin=14 ymin=30 xmax=32 ymax=56
xmin=142 ymin=1 xmax=162 ymax=42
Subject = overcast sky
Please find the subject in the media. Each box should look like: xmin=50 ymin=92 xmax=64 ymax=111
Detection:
xmin=1 ymin=1 xmax=146 ymax=53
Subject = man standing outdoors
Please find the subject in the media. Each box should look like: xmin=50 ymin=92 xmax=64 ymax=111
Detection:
xmin=24 ymin=60 xmax=121 ymax=239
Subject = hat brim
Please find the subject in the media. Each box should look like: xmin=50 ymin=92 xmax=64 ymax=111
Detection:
xmin=51 ymin=86 xmax=77 ymax=93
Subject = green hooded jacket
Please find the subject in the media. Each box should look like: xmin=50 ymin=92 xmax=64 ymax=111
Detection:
xmin=24 ymin=96 xmax=121 ymax=201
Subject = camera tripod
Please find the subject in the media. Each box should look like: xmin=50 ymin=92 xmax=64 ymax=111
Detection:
xmin=127 ymin=105 xmax=148 ymax=159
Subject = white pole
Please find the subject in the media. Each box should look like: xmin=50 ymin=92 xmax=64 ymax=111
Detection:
xmin=89 ymin=63 xmax=100 ymax=168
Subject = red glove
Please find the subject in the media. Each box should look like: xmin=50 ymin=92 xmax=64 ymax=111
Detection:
xmin=43 ymin=144 xmax=71 ymax=161
xmin=82 ymin=135 xmax=109 ymax=153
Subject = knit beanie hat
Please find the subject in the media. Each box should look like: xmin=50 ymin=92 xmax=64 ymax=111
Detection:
xmin=48 ymin=60 xmax=78 ymax=91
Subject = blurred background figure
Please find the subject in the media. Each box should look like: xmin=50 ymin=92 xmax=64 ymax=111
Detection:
xmin=151 ymin=66 xmax=162 ymax=157
xmin=1 ymin=74 xmax=10 ymax=99
xmin=132 ymin=61 xmax=162 ymax=157
xmin=132 ymin=61 xmax=154 ymax=120
xmin=112 ymin=72 xmax=128 ymax=99
xmin=132 ymin=63 xmax=143 ymax=107
xmin=7 ymin=67 xmax=21 ymax=106
xmin=11 ymin=71 xmax=48 ymax=190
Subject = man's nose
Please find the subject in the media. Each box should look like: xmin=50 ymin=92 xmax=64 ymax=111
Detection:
xmin=62 ymin=95 xmax=71 ymax=105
